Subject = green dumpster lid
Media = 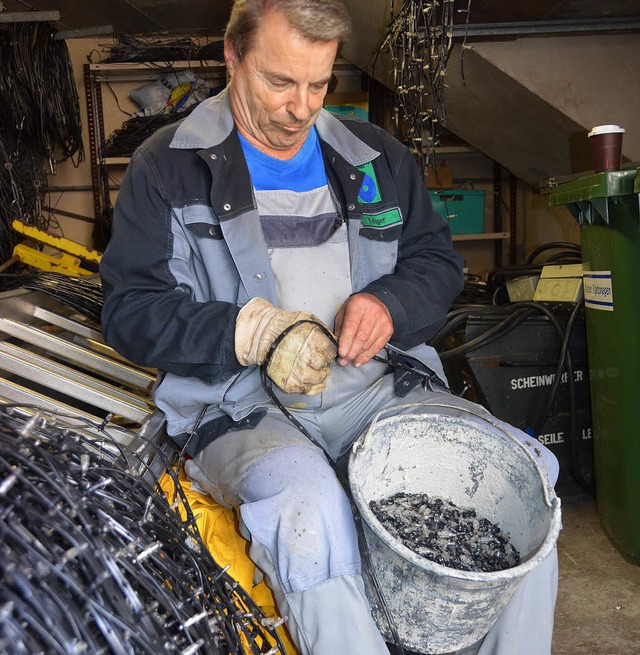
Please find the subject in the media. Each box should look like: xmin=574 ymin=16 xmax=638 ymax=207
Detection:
xmin=549 ymin=169 xmax=637 ymax=206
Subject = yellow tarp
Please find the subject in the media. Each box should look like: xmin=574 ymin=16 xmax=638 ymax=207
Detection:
xmin=159 ymin=467 xmax=299 ymax=654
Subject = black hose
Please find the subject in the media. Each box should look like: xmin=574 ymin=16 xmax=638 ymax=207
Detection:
xmin=526 ymin=242 xmax=581 ymax=265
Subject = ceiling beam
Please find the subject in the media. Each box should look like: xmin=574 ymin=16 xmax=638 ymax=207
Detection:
xmin=452 ymin=16 xmax=640 ymax=38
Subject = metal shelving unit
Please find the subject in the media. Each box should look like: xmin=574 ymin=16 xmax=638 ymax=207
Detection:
xmin=83 ymin=59 xmax=227 ymax=222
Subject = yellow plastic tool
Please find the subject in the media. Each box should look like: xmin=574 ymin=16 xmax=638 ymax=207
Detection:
xmin=11 ymin=220 xmax=102 ymax=277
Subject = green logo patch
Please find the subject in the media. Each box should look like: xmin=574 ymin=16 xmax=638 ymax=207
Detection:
xmin=360 ymin=208 xmax=402 ymax=228
xmin=357 ymin=162 xmax=381 ymax=204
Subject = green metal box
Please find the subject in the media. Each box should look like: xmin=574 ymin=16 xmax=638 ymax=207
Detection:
xmin=429 ymin=190 xmax=485 ymax=235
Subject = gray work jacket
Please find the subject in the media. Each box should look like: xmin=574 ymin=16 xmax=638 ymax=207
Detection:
xmin=100 ymin=88 xmax=464 ymax=453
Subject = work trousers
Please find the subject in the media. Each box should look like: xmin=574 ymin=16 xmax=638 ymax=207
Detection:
xmin=185 ymin=373 xmax=560 ymax=655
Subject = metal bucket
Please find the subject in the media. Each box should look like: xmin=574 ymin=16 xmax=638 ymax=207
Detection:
xmin=348 ymin=402 xmax=562 ymax=654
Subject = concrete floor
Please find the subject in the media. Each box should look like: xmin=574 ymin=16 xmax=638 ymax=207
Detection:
xmin=553 ymin=497 xmax=640 ymax=655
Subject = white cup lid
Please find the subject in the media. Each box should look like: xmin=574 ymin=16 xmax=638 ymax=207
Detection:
xmin=588 ymin=124 xmax=625 ymax=137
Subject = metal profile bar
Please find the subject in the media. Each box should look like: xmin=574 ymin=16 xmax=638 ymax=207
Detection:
xmin=0 ymin=385 xmax=139 ymax=449
xmin=0 ymin=379 xmax=102 ymax=422
xmin=70 ymin=336 xmax=153 ymax=372
xmin=509 ymin=172 xmax=518 ymax=265
xmin=88 ymin=61 xmax=226 ymax=72
xmin=54 ymin=25 xmax=114 ymax=40
xmin=0 ymin=342 xmax=151 ymax=411
xmin=0 ymin=347 xmax=151 ymax=423
xmin=493 ymin=161 xmax=503 ymax=269
xmin=0 ymin=11 xmax=60 ymax=23
xmin=0 ymin=318 xmax=155 ymax=391
xmin=452 ymin=17 xmax=640 ymax=38
xmin=33 ymin=305 xmax=103 ymax=341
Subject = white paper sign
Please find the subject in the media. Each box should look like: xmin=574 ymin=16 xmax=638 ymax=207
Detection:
xmin=583 ymin=271 xmax=614 ymax=311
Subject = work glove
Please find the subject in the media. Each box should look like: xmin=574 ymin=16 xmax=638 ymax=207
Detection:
xmin=235 ymin=297 xmax=337 ymax=395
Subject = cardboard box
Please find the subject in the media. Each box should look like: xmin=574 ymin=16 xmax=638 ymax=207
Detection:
xmin=426 ymin=162 xmax=454 ymax=189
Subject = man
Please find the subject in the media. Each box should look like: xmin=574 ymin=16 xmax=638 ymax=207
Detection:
xmin=100 ymin=1 xmax=559 ymax=654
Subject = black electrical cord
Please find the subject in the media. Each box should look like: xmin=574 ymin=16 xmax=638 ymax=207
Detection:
xmin=432 ymin=306 xmax=537 ymax=359
xmin=0 ymin=272 xmax=103 ymax=323
xmin=102 ymin=103 xmax=201 ymax=158
xmin=259 ymin=320 xmax=408 ymax=655
xmin=527 ymin=301 xmax=593 ymax=492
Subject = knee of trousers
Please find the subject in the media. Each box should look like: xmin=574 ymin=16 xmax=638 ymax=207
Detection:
xmin=238 ymin=445 xmax=361 ymax=594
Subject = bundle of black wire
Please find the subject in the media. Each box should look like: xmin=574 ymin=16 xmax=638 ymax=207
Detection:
xmin=0 ymin=22 xmax=84 ymax=265
xmin=102 ymin=35 xmax=202 ymax=63
xmin=100 ymin=35 xmax=224 ymax=64
xmin=0 ymin=403 xmax=284 ymax=655
xmin=372 ymin=0 xmax=470 ymax=172
xmin=0 ymin=272 xmax=104 ymax=324
xmin=103 ymin=105 xmax=200 ymax=158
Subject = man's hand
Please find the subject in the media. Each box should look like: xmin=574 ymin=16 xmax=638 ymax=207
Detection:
xmin=333 ymin=293 xmax=393 ymax=367
xmin=235 ymin=297 xmax=337 ymax=395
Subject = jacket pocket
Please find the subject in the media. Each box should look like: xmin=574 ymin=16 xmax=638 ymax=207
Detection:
xmin=358 ymin=207 xmax=403 ymax=242
xmin=183 ymin=204 xmax=223 ymax=239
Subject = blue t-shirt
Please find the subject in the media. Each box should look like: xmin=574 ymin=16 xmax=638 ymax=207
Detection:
xmin=237 ymin=127 xmax=328 ymax=192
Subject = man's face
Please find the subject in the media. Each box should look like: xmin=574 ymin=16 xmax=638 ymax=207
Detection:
xmin=225 ymin=9 xmax=339 ymax=157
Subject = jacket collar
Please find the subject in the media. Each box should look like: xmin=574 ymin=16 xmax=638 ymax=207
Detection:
xmin=169 ymin=86 xmax=379 ymax=167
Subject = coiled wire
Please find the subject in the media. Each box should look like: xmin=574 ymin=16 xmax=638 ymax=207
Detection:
xmin=0 ymin=403 xmax=285 ymax=655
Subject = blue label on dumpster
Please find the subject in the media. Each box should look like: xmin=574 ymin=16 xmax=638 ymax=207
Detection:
xmin=583 ymin=271 xmax=613 ymax=311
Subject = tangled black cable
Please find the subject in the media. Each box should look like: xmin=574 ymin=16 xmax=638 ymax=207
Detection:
xmin=103 ymin=104 xmax=201 ymax=158
xmin=101 ymin=36 xmax=203 ymax=63
xmin=0 ymin=402 xmax=285 ymax=655
xmin=0 ymin=272 xmax=104 ymax=324
xmin=0 ymin=22 xmax=84 ymax=265
xmin=96 ymin=36 xmax=224 ymax=64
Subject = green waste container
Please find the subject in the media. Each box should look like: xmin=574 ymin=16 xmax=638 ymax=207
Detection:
xmin=549 ymin=168 xmax=640 ymax=564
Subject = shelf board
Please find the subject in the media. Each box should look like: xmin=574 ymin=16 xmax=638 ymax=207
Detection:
xmin=103 ymin=157 xmax=131 ymax=166
xmin=89 ymin=60 xmax=225 ymax=72
xmin=90 ymin=60 xmax=227 ymax=82
xmin=435 ymin=146 xmax=482 ymax=155
xmin=452 ymin=231 xmax=510 ymax=242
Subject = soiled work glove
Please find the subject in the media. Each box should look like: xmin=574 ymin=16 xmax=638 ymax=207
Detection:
xmin=235 ymin=297 xmax=337 ymax=395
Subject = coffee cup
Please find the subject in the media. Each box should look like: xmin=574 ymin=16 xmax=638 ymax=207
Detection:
xmin=588 ymin=124 xmax=625 ymax=173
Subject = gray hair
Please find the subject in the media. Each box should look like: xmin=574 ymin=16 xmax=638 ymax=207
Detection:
xmin=225 ymin=0 xmax=351 ymax=61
